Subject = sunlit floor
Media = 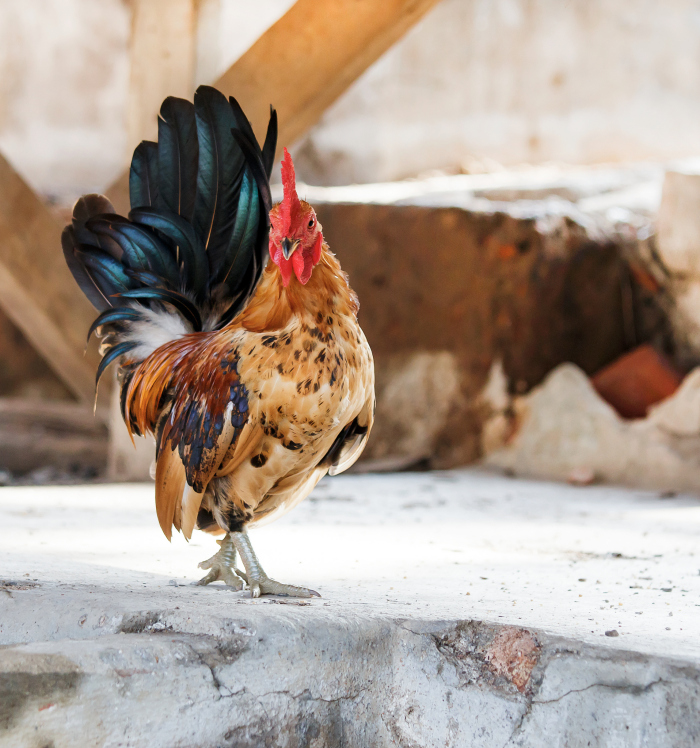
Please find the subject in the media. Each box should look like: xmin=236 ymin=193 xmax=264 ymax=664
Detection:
xmin=1 ymin=468 xmax=698 ymax=662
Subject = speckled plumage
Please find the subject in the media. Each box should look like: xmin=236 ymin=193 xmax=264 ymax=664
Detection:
xmin=125 ymin=243 xmax=374 ymax=541
xmin=62 ymin=88 xmax=373 ymax=595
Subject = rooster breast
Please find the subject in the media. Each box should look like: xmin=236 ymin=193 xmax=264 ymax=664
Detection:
xmin=206 ymin=308 xmax=374 ymax=529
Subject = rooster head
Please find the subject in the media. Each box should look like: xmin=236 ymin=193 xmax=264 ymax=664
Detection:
xmin=269 ymin=148 xmax=323 ymax=287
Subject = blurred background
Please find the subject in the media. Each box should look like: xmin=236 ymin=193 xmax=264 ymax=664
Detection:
xmin=3 ymin=0 xmax=700 ymax=490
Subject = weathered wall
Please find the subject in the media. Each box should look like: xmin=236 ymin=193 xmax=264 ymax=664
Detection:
xmin=0 ymin=0 xmax=130 ymax=202
xmin=1 ymin=1 xmax=700 ymax=201
xmin=295 ymin=0 xmax=700 ymax=184
xmin=320 ymin=202 xmax=669 ymax=468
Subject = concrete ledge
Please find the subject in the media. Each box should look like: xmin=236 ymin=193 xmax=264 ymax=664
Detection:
xmin=2 ymin=607 xmax=699 ymax=746
xmin=1 ymin=471 xmax=699 ymax=745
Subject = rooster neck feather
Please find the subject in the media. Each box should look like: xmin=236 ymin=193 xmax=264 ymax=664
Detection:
xmin=237 ymin=245 xmax=359 ymax=333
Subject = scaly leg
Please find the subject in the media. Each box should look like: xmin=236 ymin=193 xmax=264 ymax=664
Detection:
xmin=195 ymin=534 xmax=246 ymax=589
xmin=231 ymin=529 xmax=320 ymax=598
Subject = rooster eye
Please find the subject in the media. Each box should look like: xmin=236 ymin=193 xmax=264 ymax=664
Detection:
xmin=308 ymin=218 xmax=315 ymax=229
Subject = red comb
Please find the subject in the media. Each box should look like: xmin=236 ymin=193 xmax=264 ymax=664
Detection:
xmin=280 ymin=147 xmax=301 ymax=235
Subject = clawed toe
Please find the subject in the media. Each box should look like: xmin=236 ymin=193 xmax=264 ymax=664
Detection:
xmin=195 ymin=534 xmax=244 ymax=589
xmin=197 ymin=530 xmax=320 ymax=598
xmin=194 ymin=562 xmax=244 ymax=589
xmin=248 ymin=577 xmax=321 ymax=599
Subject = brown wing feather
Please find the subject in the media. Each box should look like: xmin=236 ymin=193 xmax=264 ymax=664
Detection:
xmin=178 ymin=410 xmax=237 ymax=540
xmin=180 ymin=486 xmax=205 ymax=540
xmin=128 ymin=333 xmax=252 ymax=539
xmin=216 ymin=423 xmax=264 ymax=478
xmin=154 ymin=399 xmax=242 ymax=539
xmin=328 ymin=392 xmax=375 ymax=476
xmin=154 ymin=445 xmax=187 ymax=541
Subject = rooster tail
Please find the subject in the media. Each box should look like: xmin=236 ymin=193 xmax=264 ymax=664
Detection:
xmin=62 ymin=86 xmax=277 ymax=390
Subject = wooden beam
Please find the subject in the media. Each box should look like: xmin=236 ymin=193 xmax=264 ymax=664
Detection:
xmin=0 ymin=153 xmax=100 ymax=405
xmin=108 ymin=0 xmax=443 ymax=213
xmin=107 ymin=0 xmax=198 ymax=215
xmin=126 ymin=0 xmax=197 ymax=155
xmin=217 ymin=0 xmax=443 ymax=148
xmin=0 ymin=397 xmax=108 ymax=476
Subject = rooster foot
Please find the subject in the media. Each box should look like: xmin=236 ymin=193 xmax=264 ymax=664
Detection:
xmin=231 ymin=529 xmax=321 ymax=599
xmin=248 ymin=576 xmax=320 ymax=599
xmin=195 ymin=534 xmax=246 ymax=590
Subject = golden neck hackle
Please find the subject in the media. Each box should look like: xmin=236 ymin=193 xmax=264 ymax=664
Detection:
xmin=237 ymin=245 xmax=359 ymax=333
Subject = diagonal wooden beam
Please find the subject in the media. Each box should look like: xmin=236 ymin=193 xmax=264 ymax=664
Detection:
xmin=0 ymin=153 xmax=100 ymax=405
xmin=108 ymin=0 xmax=443 ymax=213
xmin=126 ymin=0 xmax=197 ymax=155
xmin=218 ymin=0 xmax=444 ymax=149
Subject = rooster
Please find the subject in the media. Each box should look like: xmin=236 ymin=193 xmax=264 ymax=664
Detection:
xmin=62 ymin=86 xmax=374 ymax=597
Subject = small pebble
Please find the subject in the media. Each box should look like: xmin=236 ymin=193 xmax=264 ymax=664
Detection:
xmin=605 ymin=629 xmax=619 ymax=637
xmin=567 ymin=467 xmax=596 ymax=485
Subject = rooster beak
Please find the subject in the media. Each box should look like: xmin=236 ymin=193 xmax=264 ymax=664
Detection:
xmin=281 ymin=237 xmax=300 ymax=260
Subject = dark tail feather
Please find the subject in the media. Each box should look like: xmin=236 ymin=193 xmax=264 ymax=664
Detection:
xmin=117 ymin=288 xmax=202 ymax=331
xmin=62 ymin=195 xmax=120 ymax=311
xmin=232 ymin=130 xmax=273 ymax=217
xmin=217 ymin=171 xmax=260 ymax=292
xmin=261 ymin=106 xmax=278 ymax=179
xmin=158 ymin=97 xmax=198 ymax=222
xmin=64 ymin=84 xmax=277 ymax=383
xmin=228 ymin=95 xmax=259 ymax=157
xmin=87 ymin=307 xmax=144 ymax=344
xmin=72 ymin=194 xmax=115 ymax=237
xmin=74 ymin=247 xmax=133 ymax=298
xmin=129 ymin=207 xmax=209 ymax=300
xmin=62 ymin=226 xmax=112 ymax=311
xmin=96 ymin=341 xmax=137 ymax=387
xmin=85 ymin=215 xmax=180 ymax=287
xmin=192 ymin=86 xmax=243 ymax=263
xmin=130 ymin=141 xmax=160 ymax=209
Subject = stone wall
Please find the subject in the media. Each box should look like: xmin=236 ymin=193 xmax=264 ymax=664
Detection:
xmin=296 ymin=0 xmax=700 ymax=183
xmin=319 ymin=199 xmax=668 ymax=468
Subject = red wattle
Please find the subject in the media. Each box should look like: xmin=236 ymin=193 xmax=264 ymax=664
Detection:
xmin=279 ymin=258 xmax=293 ymax=286
xmin=312 ymin=233 xmax=323 ymax=264
xmin=293 ymin=250 xmax=311 ymax=284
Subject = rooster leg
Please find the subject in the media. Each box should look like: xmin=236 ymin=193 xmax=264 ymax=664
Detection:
xmin=195 ymin=534 xmax=246 ymax=589
xmin=231 ymin=529 xmax=321 ymax=598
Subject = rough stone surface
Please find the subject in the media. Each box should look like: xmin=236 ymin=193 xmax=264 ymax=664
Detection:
xmin=318 ymin=193 xmax=669 ymax=468
xmin=484 ymin=361 xmax=700 ymax=492
xmin=657 ymin=171 xmax=700 ymax=278
xmin=654 ymin=171 xmax=700 ymax=366
xmin=1 ymin=470 xmax=698 ymax=746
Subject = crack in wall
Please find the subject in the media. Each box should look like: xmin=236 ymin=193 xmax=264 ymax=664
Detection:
xmin=501 ymin=677 xmax=671 ymax=747
xmin=534 ymin=676 xmax=668 ymax=705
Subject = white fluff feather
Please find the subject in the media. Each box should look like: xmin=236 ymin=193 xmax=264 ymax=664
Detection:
xmin=121 ymin=306 xmax=192 ymax=361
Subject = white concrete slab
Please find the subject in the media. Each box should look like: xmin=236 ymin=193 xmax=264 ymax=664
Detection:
xmin=1 ymin=470 xmax=699 ymax=746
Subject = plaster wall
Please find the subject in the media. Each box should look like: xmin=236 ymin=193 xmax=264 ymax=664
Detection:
xmin=296 ymin=0 xmax=700 ymax=183
xmin=1 ymin=1 xmax=699 ymax=201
